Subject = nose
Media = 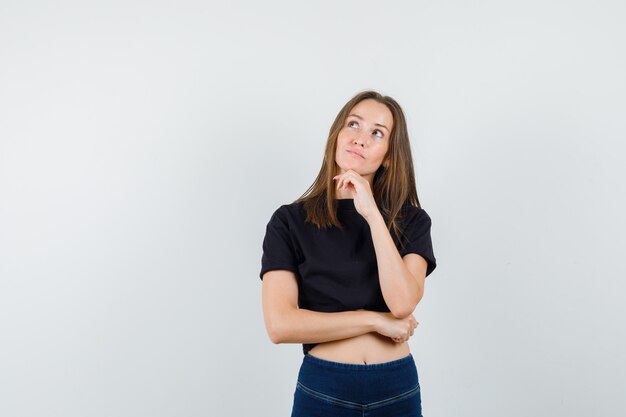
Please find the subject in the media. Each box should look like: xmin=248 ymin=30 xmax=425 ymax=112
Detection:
xmin=353 ymin=131 xmax=367 ymax=146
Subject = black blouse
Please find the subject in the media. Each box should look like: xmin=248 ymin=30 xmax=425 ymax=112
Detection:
xmin=259 ymin=198 xmax=437 ymax=355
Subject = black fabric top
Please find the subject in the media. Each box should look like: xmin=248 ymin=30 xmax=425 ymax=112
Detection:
xmin=259 ymin=198 xmax=437 ymax=355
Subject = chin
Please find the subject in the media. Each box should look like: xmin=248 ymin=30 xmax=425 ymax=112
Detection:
xmin=337 ymin=158 xmax=364 ymax=173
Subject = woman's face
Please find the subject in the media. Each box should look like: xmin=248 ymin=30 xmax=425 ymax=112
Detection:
xmin=335 ymin=99 xmax=393 ymax=184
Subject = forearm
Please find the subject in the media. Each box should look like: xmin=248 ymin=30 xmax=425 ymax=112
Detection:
xmin=274 ymin=308 xmax=380 ymax=345
xmin=367 ymin=211 xmax=421 ymax=318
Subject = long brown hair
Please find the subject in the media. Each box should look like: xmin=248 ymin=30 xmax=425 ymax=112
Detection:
xmin=294 ymin=89 xmax=422 ymax=247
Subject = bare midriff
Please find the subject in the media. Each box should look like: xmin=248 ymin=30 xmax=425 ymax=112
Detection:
xmin=307 ymin=332 xmax=411 ymax=365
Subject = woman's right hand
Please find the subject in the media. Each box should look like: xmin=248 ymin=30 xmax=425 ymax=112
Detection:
xmin=375 ymin=312 xmax=419 ymax=343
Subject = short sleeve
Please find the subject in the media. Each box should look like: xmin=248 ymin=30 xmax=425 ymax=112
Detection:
xmin=259 ymin=206 xmax=300 ymax=280
xmin=398 ymin=207 xmax=437 ymax=277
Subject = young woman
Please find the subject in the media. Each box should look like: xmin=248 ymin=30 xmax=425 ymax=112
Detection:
xmin=260 ymin=90 xmax=437 ymax=417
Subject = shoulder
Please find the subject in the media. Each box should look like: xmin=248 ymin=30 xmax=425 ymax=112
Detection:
xmin=400 ymin=204 xmax=431 ymax=224
xmin=268 ymin=201 xmax=306 ymax=226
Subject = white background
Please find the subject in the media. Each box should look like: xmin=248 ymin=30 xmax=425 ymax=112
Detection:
xmin=1 ymin=1 xmax=625 ymax=416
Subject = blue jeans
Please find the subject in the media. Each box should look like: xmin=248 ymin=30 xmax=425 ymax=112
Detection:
xmin=291 ymin=353 xmax=422 ymax=417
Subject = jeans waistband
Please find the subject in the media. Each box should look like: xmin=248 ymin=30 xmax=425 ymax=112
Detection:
xmin=296 ymin=352 xmax=419 ymax=406
xmin=303 ymin=352 xmax=414 ymax=370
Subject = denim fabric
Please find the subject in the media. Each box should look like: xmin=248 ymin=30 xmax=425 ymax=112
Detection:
xmin=291 ymin=353 xmax=422 ymax=417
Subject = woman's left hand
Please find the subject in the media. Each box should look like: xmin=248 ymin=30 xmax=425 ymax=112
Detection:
xmin=332 ymin=170 xmax=380 ymax=221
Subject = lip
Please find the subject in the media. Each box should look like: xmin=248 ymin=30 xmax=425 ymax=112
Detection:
xmin=347 ymin=149 xmax=364 ymax=159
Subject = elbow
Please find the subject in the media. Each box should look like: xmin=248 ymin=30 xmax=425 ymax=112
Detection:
xmin=390 ymin=294 xmax=423 ymax=319
xmin=390 ymin=306 xmax=413 ymax=319
xmin=266 ymin=320 xmax=285 ymax=344
xmin=266 ymin=309 xmax=294 ymax=344
xmin=389 ymin=299 xmax=414 ymax=318
xmin=268 ymin=331 xmax=282 ymax=345
xmin=388 ymin=277 xmax=425 ymax=319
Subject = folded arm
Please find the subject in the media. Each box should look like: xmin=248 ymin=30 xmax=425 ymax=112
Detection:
xmin=262 ymin=270 xmax=380 ymax=344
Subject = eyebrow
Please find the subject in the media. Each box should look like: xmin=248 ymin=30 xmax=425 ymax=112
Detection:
xmin=347 ymin=114 xmax=390 ymax=133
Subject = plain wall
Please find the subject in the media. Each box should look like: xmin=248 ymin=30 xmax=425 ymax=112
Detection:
xmin=1 ymin=1 xmax=625 ymax=416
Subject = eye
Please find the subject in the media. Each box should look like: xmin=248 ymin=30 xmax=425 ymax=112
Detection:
xmin=347 ymin=120 xmax=384 ymax=139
